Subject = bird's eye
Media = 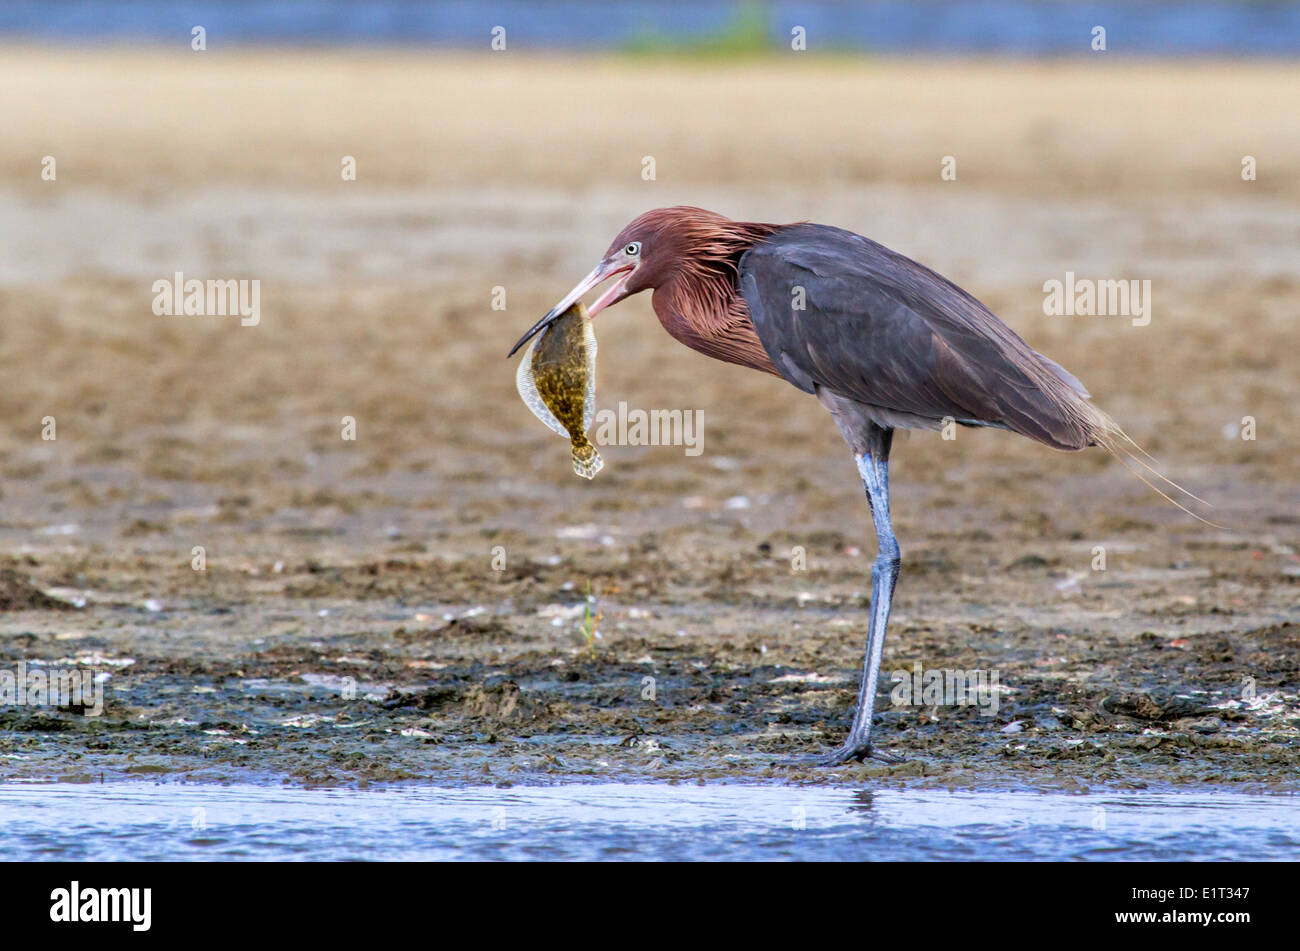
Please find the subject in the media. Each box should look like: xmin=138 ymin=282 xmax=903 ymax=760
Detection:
xmin=624 ymin=242 xmax=641 ymax=256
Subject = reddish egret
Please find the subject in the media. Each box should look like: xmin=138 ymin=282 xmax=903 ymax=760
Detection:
xmin=510 ymin=206 xmax=1187 ymax=765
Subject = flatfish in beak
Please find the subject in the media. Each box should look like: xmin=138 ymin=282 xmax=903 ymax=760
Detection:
xmin=515 ymin=301 xmax=603 ymax=479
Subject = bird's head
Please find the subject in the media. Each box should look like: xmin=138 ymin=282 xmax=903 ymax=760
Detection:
xmin=507 ymin=207 xmax=740 ymax=356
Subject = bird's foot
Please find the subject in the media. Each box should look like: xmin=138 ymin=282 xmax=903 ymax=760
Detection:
xmin=788 ymin=741 xmax=905 ymax=768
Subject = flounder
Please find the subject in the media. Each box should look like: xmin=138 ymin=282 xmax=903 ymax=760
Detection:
xmin=515 ymin=301 xmax=603 ymax=479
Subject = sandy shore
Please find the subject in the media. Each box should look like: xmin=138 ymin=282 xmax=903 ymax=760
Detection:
xmin=2 ymin=49 xmax=1299 ymax=197
xmin=0 ymin=49 xmax=1295 ymax=787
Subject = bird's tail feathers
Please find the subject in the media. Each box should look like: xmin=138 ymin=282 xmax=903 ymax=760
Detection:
xmin=1083 ymin=406 xmax=1225 ymax=529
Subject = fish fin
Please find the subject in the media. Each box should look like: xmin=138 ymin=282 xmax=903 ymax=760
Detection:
xmin=515 ymin=334 xmax=568 ymax=439
xmin=572 ymin=444 xmax=603 ymax=480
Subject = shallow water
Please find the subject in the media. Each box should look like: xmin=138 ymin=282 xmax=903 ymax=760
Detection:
xmin=2 ymin=782 xmax=1295 ymax=861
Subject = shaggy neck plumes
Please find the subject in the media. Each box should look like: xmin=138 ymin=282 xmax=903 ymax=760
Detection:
xmin=650 ymin=217 xmax=785 ymax=375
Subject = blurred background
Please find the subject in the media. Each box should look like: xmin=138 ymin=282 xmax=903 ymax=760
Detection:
xmin=0 ymin=2 xmax=1296 ymax=787
xmin=4 ymin=0 xmax=1300 ymax=54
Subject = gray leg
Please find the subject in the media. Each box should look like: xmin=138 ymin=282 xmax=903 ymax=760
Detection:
xmin=816 ymin=425 xmax=903 ymax=765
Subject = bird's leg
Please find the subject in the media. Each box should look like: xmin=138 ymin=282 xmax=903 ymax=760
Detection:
xmin=815 ymin=428 xmax=903 ymax=766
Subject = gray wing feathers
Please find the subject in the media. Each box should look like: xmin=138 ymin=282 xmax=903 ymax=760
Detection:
xmin=739 ymin=224 xmax=1095 ymax=450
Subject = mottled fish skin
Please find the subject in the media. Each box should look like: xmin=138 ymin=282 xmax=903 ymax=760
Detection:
xmin=518 ymin=302 xmax=603 ymax=479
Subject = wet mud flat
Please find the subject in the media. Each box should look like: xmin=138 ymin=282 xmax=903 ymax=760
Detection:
xmin=1 ymin=253 xmax=1297 ymax=792
xmin=1 ymin=246 xmax=1299 ymax=794
xmin=1 ymin=486 xmax=1297 ymax=792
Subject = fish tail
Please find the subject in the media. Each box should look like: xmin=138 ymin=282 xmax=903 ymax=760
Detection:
xmin=571 ymin=438 xmax=603 ymax=480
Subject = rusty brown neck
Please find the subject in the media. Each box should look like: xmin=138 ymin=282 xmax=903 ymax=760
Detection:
xmin=650 ymin=221 xmax=785 ymax=376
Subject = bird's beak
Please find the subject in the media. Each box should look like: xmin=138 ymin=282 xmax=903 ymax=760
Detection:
xmin=507 ymin=257 xmax=635 ymax=357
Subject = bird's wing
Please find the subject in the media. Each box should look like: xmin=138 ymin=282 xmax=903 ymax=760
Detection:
xmin=738 ymin=224 xmax=1093 ymax=449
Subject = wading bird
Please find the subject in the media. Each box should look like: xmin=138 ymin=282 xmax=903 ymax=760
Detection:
xmin=509 ymin=206 xmax=1187 ymax=765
